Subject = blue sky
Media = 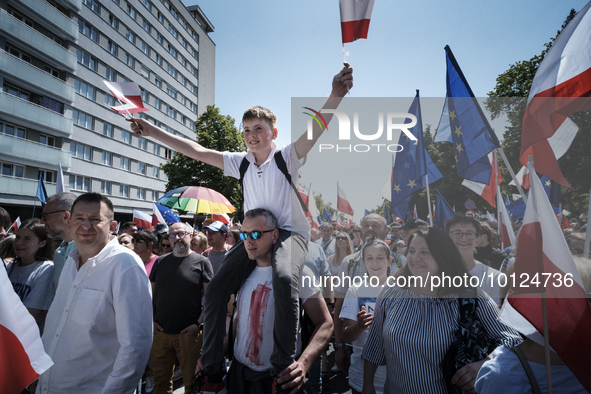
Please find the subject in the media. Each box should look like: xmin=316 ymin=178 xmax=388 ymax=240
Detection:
xmin=182 ymin=0 xmax=587 ymax=219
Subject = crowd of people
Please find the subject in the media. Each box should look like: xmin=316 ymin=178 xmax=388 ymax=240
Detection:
xmin=1 ymin=61 xmax=590 ymax=394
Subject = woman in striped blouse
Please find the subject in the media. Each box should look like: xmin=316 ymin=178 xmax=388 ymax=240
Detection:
xmin=361 ymin=227 xmax=521 ymax=394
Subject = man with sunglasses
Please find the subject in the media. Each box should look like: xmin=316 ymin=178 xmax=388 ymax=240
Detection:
xmin=202 ymin=221 xmax=231 ymax=274
xmin=149 ymin=222 xmax=214 ymax=393
xmin=222 ymin=209 xmax=332 ymax=394
xmin=40 ymin=192 xmax=77 ymax=289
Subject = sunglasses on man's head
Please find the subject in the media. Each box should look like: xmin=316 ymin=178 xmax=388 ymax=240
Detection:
xmin=239 ymin=229 xmax=275 ymax=241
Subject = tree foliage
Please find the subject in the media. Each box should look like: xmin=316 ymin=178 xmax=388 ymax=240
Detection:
xmin=161 ymin=105 xmax=246 ymax=216
xmin=487 ymin=8 xmax=591 ymax=214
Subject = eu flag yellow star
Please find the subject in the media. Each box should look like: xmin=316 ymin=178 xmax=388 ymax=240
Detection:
xmin=545 ymin=180 xmax=551 ymax=187
xmin=407 ymin=179 xmax=417 ymax=189
xmin=456 ymin=143 xmax=464 ymax=153
xmin=449 ymin=110 xmax=457 ymax=120
xmin=403 ymin=161 xmax=411 ymax=169
xmin=393 ymin=184 xmax=401 ymax=193
xmin=413 ymin=139 xmax=418 ymax=145
xmin=455 ymin=155 xmax=458 ymax=162
xmin=454 ymin=126 xmax=462 ymax=137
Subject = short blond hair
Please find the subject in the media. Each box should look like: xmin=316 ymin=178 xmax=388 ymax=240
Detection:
xmin=242 ymin=106 xmax=277 ymax=129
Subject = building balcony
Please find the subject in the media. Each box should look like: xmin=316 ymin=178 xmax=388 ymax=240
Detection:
xmin=0 ymin=133 xmax=72 ymax=169
xmin=0 ymin=50 xmax=75 ymax=104
xmin=0 ymin=10 xmax=77 ymax=72
xmin=0 ymin=92 xmax=73 ymax=138
xmin=17 ymin=0 xmax=79 ymax=40
xmin=0 ymin=175 xmax=59 ymax=203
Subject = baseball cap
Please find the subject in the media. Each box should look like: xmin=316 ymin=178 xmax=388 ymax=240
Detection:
xmin=204 ymin=221 xmax=228 ymax=235
xmin=400 ymin=219 xmax=428 ymax=230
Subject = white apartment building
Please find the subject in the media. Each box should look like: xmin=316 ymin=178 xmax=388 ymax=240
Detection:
xmin=0 ymin=0 xmax=215 ymax=219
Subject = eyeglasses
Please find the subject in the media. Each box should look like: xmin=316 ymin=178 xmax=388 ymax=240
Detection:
xmin=239 ymin=229 xmax=275 ymax=241
xmin=353 ymin=230 xmax=361 ymax=234
xmin=161 ymin=243 xmax=171 ymax=248
xmin=203 ymin=229 xmax=220 ymax=236
xmin=450 ymin=230 xmax=477 ymax=240
xmin=336 ymin=237 xmax=348 ymax=241
xmin=168 ymin=231 xmax=189 ymax=239
xmin=41 ymin=210 xmax=66 ymax=220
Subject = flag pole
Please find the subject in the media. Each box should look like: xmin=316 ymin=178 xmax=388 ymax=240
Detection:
xmin=494 ymin=150 xmax=502 ymax=248
xmin=584 ymin=183 xmax=591 ymax=259
xmin=32 ymin=199 xmax=37 ymax=219
xmin=498 ymin=147 xmax=527 ymax=203
xmin=529 ymin=155 xmax=553 ymax=394
xmin=341 ymin=45 xmax=350 ymax=95
xmin=425 ymin=174 xmax=432 ymax=226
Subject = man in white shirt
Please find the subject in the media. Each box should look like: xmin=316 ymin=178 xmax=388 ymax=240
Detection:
xmin=36 ymin=193 xmax=152 ymax=394
xmin=223 ymin=209 xmax=332 ymax=394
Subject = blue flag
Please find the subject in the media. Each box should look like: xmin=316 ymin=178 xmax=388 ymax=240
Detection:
xmin=317 ymin=215 xmax=322 ymax=225
xmin=540 ymin=176 xmax=562 ymax=215
xmin=390 ymin=91 xmax=442 ymax=218
xmin=505 ymin=194 xmax=510 ymax=208
xmin=364 ymin=209 xmax=372 ymax=217
xmin=154 ymin=203 xmax=181 ymax=225
xmin=434 ymin=190 xmax=455 ymax=230
xmin=383 ymin=207 xmax=391 ymax=225
xmin=507 ymin=196 xmax=527 ymax=219
xmin=322 ymin=208 xmax=332 ymax=223
xmin=435 ymin=46 xmax=499 ymax=184
xmin=36 ymin=174 xmax=48 ymax=207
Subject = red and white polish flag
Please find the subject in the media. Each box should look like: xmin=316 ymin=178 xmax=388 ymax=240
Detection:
xmin=499 ymin=160 xmax=591 ymax=391
xmin=0 ymin=267 xmax=53 ymax=394
xmin=10 ymin=217 xmax=21 ymax=233
xmin=212 ymin=213 xmax=231 ymax=225
xmin=520 ymin=1 xmax=591 ymax=187
xmin=496 ymin=186 xmax=515 ymax=248
xmin=461 ymin=152 xmax=502 ymax=207
xmin=152 ymin=203 xmax=167 ymax=228
xmin=339 ymin=0 xmax=375 ymax=43
xmin=337 ymin=183 xmax=354 ymax=216
xmin=103 ymin=81 xmax=148 ymax=114
xmin=133 ymin=209 xmax=153 ymax=230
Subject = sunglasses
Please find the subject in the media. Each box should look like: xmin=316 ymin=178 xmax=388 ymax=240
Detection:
xmin=336 ymin=236 xmax=348 ymax=241
xmin=239 ymin=229 xmax=275 ymax=241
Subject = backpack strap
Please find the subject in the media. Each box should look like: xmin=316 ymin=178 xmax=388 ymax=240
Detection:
xmin=273 ymin=151 xmax=308 ymax=213
xmin=238 ymin=157 xmax=250 ymax=189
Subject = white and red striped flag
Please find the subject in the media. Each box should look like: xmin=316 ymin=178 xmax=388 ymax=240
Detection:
xmin=103 ymin=81 xmax=148 ymax=114
xmin=520 ymin=1 xmax=591 ymax=187
xmin=499 ymin=160 xmax=591 ymax=391
xmin=339 ymin=0 xmax=375 ymax=43
xmin=0 ymin=266 xmax=53 ymax=393
xmin=152 ymin=203 xmax=166 ymax=228
xmin=10 ymin=217 xmax=21 ymax=233
xmin=461 ymin=152 xmax=502 ymax=207
xmin=337 ymin=183 xmax=354 ymax=216
xmin=212 ymin=213 xmax=231 ymax=225
xmin=133 ymin=209 xmax=152 ymax=230
xmin=496 ymin=186 xmax=515 ymax=249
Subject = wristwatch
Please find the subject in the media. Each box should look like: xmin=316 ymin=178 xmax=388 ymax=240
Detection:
xmin=334 ymin=343 xmax=345 ymax=349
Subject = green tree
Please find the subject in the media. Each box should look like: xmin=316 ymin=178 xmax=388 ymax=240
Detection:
xmin=487 ymin=9 xmax=591 ymax=214
xmin=161 ymin=105 xmax=246 ymax=216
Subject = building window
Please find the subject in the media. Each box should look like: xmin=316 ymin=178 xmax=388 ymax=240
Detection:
xmin=168 ymin=45 xmax=177 ymax=58
xmin=152 ymin=144 xmax=160 ymax=156
xmin=151 ymin=190 xmax=159 ymax=201
xmin=168 ymin=24 xmax=177 ymax=38
xmin=120 ymin=156 xmax=130 ymax=170
xmin=74 ymin=80 xmax=96 ymax=101
xmin=109 ymin=14 xmax=118 ymax=29
xmin=126 ymin=4 xmax=136 ymax=19
xmin=108 ymin=40 xmax=118 ymax=57
xmin=156 ymin=54 xmax=163 ymax=66
xmin=152 ymin=166 xmax=159 ymax=178
xmin=76 ymin=49 xmax=97 ymax=71
xmin=106 ymin=67 xmax=116 ymax=82
xmin=126 ymin=29 xmax=136 ymax=44
xmin=157 ymin=33 xmax=163 ymax=45
xmin=166 ymin=106 xmax=175 ymax=118
xmin=78 ymin=19 xmax=99 ymax=43
xmin=190 ymin=102 xmax=196 ymax=113
xmin=143 ymin=20 xmax=151 ymax=33
xmin=70 ymin=175 xmax=90 ymax=191
xmin=143 ymin=0 xmax=152 ymax=11
xmin=137 ymin=188 xmax=146 ymax=200
xmin=103 ymin=123 xmax=114 ymax=137
xmin=181 ymin=38 xmax=187 ymax=48
xmin=158 ymin=12 xmax=163 ymax=24
xmin=170 ymin=6 xmax=178 ymax=19
xmin=104 ymin=94 xmax=115 ymax=107
xmin=155 ymin=78 xmax=162 ymax=88
xmin=70 ymin=142 xmax=93 ymax=160
xmin=138 ymin=136 xmax=147 ymax=150
xmin=39 ymin=170 xmax=54 ymax=183
xmin=126 ymin=53 xmax=135 ymax=68
xmin=191 ymin=66 xmax=197 ymax=77
xmin=140 ymin=89 xmax=148 ymax=102
xmin=138 ymin=162 xmax=146 ymax=174
xmin=166 ymin=87 xmax=177 ymax=100
xmin=0 ymin=123 xmax=25 ymax=138
xmin=102 ymin=151 xmax=113 ymax=166
xmin=101 ymin=180 xmax=112 ymax=195
xmin=140 ymin=65 xmax=150 ymax=79
xmin=39 ymin=134 xmax=55 ymax=146
xmin=82 ymin=0 xmax=100 ymax=13
xmin=120 ymin=184 xmax=130 ymax=197
xmin=72 ymin=110 xmax=94 ymax=130
xmin=166 ymin=65 xmax=177 ymax=78
xmin=121 ymin=130 xmax=131 ymax=144
xmin=142 ymin=42 xmax=151 ymax=56
xmin=154 ymin=97 xmax=161 ymax=110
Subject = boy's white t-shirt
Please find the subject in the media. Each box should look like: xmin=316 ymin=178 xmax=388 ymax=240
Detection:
xmin=234 ymin=265 xmax=319 ymax=371
xmin=340 ymin=284 xmax=387 ymax=394
xmin=223 ymin=143 xmax=310 ymax=239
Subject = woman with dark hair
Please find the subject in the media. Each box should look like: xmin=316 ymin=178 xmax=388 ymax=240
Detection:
xmin=7 ymin=218 xmax=55 ymax=331
xmin=362 ymin=227 xmax=521 ymax=394
xmin=133 ymin=230 xmax=159 ymax=277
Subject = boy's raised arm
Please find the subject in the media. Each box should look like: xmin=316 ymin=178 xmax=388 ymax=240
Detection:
xmin=127 ymin=118 xmax=225 ymax=170
xmin=294 ymin=63 xmax=353 ymax=160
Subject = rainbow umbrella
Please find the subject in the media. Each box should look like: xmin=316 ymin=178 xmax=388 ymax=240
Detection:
xmin=158 ymin=186 xmax=235 ymax=215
